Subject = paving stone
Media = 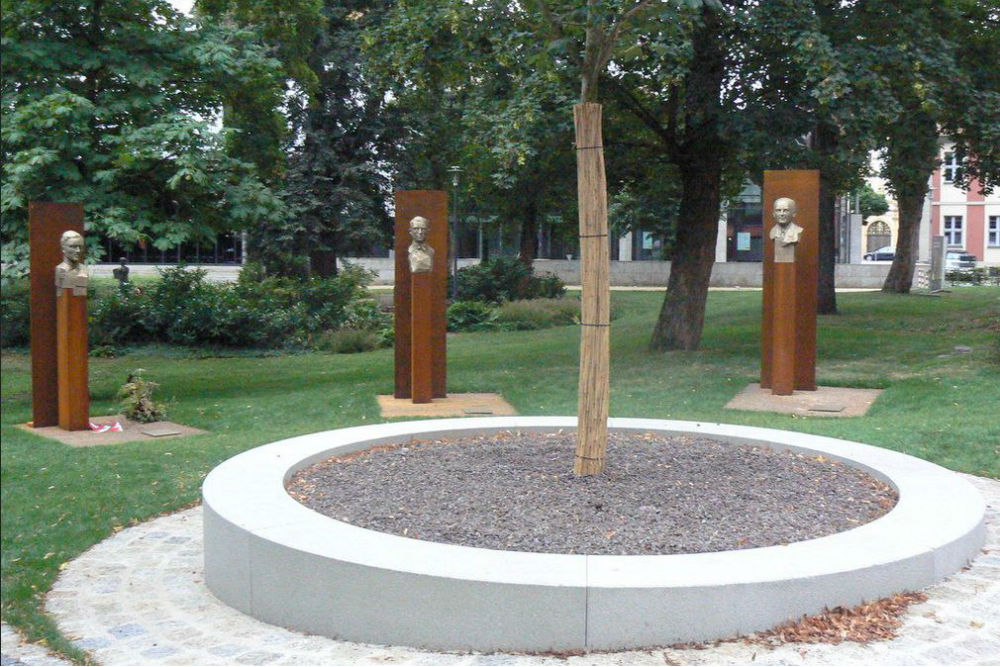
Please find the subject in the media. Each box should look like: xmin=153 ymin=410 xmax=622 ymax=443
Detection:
xmin=3 ymin=474 xmax=997 ymax=666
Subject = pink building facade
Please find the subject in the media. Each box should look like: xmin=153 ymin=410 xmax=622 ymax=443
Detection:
xmin=930 ymin=144 xmax=1000 ymax=266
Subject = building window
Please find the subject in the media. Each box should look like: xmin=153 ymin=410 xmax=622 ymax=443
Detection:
xmin=989 ymin=216 xmax=1000 ymax=247
xmin=942 ymin=152 xmax=961 ymax=183
xmin=944 ymin=215 xmax=964 ymax=247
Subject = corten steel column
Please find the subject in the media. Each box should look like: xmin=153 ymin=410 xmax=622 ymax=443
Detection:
xmin=56 ymin=286 xmax=89 ymax=429
xmin=29 ymin=202 xmax=84 ymax=427
xmin=761 ymin=171 xmax=819 ymax=392
xmin=770 ymin=262 xmax=796 ymax=395
xmin=393 ymin=191 xmax=448 ymax=399
xmin=410 ymin=271 xmax=434 ymax=403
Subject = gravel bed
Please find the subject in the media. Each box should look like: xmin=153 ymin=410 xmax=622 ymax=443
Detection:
xmin=286 ymin=431 xmax=897 ymax=555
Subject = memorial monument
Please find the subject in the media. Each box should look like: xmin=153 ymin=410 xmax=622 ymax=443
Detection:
xmin=112 ymin=257 xmax=130 ymax=286
xmin=28 ymin=202 xmax=86 ymax=428
xmin=54 ymin=230 xmax=91 ymax=429
xmin=761 ymin=171 xmax=818 ymax=396
xmin=393 ymin=191 xmax=447 ymax=402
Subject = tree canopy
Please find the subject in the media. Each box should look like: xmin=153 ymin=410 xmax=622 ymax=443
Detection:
xmin=3 ymin=0 xmax=998 ymax=311
xmin=1 ymin=0 xmax=286 ymax=272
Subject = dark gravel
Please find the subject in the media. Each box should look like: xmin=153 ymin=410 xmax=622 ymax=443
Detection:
xmin=286 ymin=431 xmax=897 ymax=555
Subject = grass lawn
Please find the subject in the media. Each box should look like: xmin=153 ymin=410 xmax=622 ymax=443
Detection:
xmin=2 ymin=287 xmax=998 ymax=662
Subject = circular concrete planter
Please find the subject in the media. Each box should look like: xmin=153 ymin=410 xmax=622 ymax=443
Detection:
xmin=202 ymin=417 xmax=985 ymax=652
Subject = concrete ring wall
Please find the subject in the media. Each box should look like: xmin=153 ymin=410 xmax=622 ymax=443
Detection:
xmin=202 ymin=417 xmax=986 ymax=652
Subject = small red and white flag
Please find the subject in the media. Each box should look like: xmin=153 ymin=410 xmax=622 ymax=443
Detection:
xmin=90 ymin=421 xmax=123 ymax=433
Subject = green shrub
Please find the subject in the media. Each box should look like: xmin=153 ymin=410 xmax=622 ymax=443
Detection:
xmin=454 ymin=257 xmax=565 ymax=303
xmin=496 ymin=297 xmax=581 ymax=330
xmin=947 ymin=267 xmax=999 ymax=286
xmin=315 ymin=328 xmax=383 ymax=354
xmin=447 ymin=300 xmax=500 ymax=332
xmin=343 ymin=298 xmax=391 ymax=331
xmin=0 ymin=279 xmax=30 ymax=348
xmin=117 ymin=369 xmax=167 ymax=423
xmin=90 ymin=287 xmax=150 ymax=346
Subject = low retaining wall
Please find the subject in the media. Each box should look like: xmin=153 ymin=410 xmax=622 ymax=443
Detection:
xmin=203 ymin=417 xmax=985 ymax=652
xmin=341 ymin=258 xmax=891 ymax=289
xmin=90 ymin=259 xmax=891 ymax=289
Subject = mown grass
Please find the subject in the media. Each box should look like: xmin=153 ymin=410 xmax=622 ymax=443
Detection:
xmin=2 ymin=287 xmax=998 ymax=662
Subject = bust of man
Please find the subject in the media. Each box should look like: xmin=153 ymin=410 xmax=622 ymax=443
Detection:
xmin=54 ymin=230 xmax=89 ymax=296
xmin=408 ymin=216 xmax=434 ymax=274
xmin=769 ymin=197 xmax=804 ymax=263
xmin=112 ymin=257 xmax=130 ymax=284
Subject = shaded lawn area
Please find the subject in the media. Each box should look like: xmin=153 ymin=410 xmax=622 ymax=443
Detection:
xmin=2 ymin=287 xmax=998 ymax=661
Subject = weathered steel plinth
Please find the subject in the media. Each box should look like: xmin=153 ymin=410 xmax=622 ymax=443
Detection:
xmin=56 ymin=290 xmax=90 ymax=430
xmin=761 ymin=171 xmax=818 ymax=393
xmin=393 ymin=191 xmax=447 ymax=401
xmin=29 ymin=202 xmax=85 ymax=428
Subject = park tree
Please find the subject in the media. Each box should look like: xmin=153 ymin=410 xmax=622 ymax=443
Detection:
xmin=857 ymin=184 xmax=889 ymax=221
xmin=365 ymin=1 xmax=580 ymax=262
xmin=199 ymin=0 xmax=395 ymax=277
xmin=873 ymin=0 xmax=1000 ymax=293
xmin=0 ymin=0 xmax=285 ymax=272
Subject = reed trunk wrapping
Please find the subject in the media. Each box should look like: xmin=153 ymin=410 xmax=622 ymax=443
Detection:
xmin=573 ymin=102 xmax=610 ymax=475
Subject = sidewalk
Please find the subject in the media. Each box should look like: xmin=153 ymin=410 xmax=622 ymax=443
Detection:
xmin=3 ymin=474 xmax=998 ymax=666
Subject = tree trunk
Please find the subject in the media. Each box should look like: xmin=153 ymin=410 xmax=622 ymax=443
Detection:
xmin=647 ymin=4 xmax=726 ymax=351
xmin=310 ymin=231 xmax=338 ymax=277
xmin=815 ymin=125 xmax=838 ymax=315
xmin=882 ymin=181 xmax=926 ymax=293
xmin=649 ymin=160 xmax=722 ymax=351
xmin=573 ymin=102 xmax=610 ymax=476
xmin=519 ymin=197 xmax=539 ymax=260
xmin=882 ymin=110 xmax=938 ymax=293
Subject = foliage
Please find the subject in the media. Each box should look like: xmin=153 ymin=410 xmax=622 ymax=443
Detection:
xmin=0 ymin=0 xmax=287 ymax=273
xmin=946 ymin=267 xmax=1000 ymax=286
xmin=2 ymin=268 xmax=381 ymax=351
xmin=454 ymin=257 xmax=565 ymax=304
xmin=856 ymin=184 xmax=889 ymax=221
xmin=495 ymin=297 xmax=581 ymax=331
xmin=0 ymin=279 xmax=30 ymax=347
xmin=200 ymin=0 xmax=396 ymax=275
xmin=314 ymin=328 xmax=384 ymax=354
xmin=117 ymin=369 xmax=167 ymax=423
xmin=447 ymin=300 xmax=500 ymax=332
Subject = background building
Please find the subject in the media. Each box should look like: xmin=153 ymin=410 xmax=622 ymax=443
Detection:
xmin=931 ymin=142 xmax=1000 ymax=266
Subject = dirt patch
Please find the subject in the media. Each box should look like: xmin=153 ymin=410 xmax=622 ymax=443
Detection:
xmin=287 ymin=430 xmax=896 ymax=555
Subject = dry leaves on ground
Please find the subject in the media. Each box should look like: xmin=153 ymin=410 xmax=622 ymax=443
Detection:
xmin=746 ymin=592 xmax=929 ymax=645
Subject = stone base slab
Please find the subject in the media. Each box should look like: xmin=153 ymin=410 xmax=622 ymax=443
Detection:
xmin=377 ymin=393 xmax=517 ymax=418
xmin=725 ymin=383 xmax=883 ymax=417
xmin=21 ymin=415 xmax=207 ymax=447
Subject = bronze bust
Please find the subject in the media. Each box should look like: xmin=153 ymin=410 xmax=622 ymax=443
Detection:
xmin=54 ymin=230 xmax=89 ymax=296
xmin=408 ymin=216 xmax=434 ymax=273
xmin=769 ymin=197 xmax=803 ymax=263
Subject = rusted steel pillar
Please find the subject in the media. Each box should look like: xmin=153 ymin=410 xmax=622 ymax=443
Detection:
xmin=394 ymin=191 xmax=448 ymax=400
xmin=29 ymin=202 xmax=85 ymax=427
xmin=762 ymin=171 xmax=819 ymax=393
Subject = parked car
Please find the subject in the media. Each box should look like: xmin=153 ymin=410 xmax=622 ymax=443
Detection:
xmin=945 ymin=251 xmax=977 ymax=270
xmin=864 ymin=246 xmax=895 ymax=261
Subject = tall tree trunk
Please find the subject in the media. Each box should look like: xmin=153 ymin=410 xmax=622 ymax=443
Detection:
xmin=815 ymin=124 xmax=838 ymax=314
xmin=649 ymin=161 xmax=722 ymax=351
xmin=882 ymin=185 xmax=925 ymax=292
xmin=882 ymin=111 xmax=939 ymax=293
xmin=649 ymin=6 xmax=725 ymax=351
xmin=310 ymin=230 xmax=338 ymax=277
xmin=519 ymin=197 xmax=539 ymax=260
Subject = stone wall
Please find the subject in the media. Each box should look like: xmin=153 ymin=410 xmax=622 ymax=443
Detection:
xmin=88 ymin=258 xmax=892 ymax=289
